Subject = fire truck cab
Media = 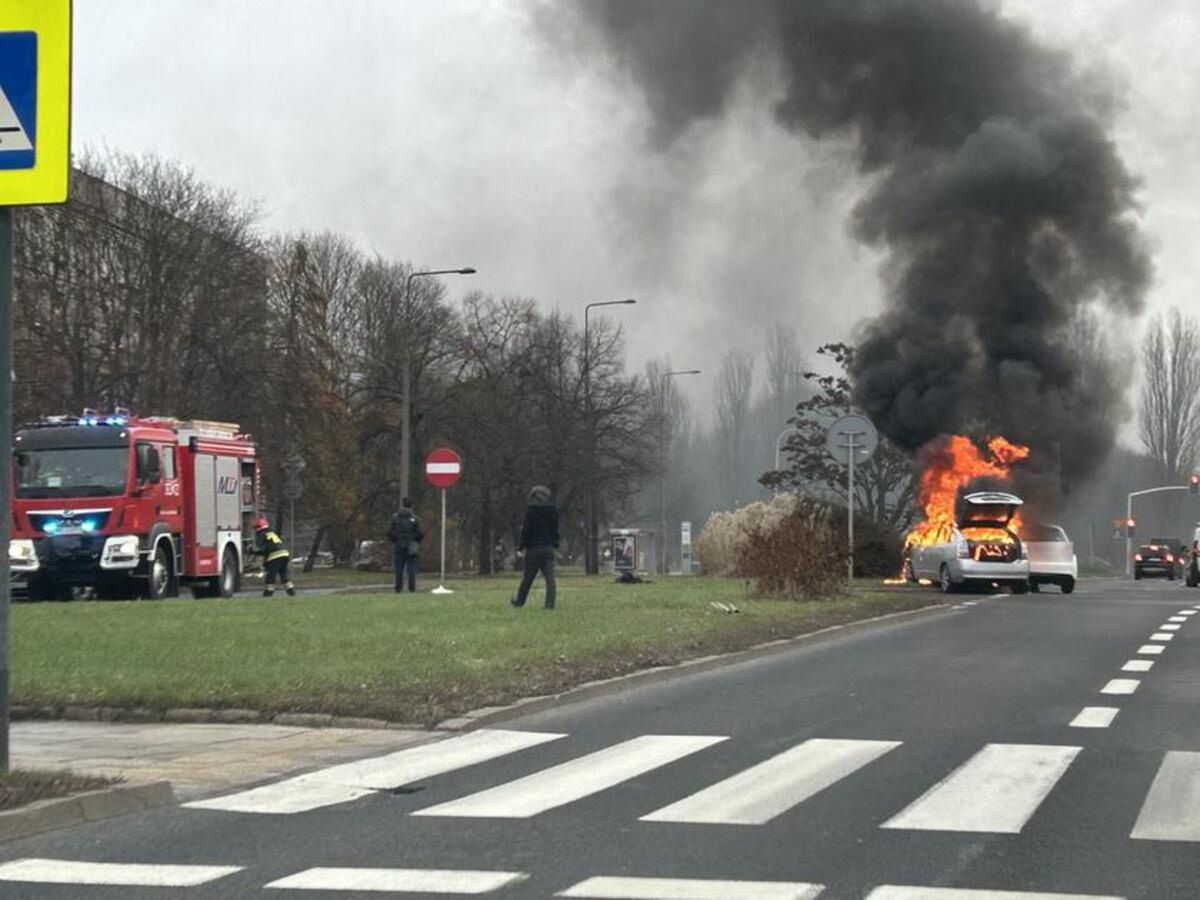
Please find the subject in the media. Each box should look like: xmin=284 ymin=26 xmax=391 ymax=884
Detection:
xmin=10 ymin=411 xmax=259 ymax=600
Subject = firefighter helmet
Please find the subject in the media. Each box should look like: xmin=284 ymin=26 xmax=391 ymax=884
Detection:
xmin=254 ymin=516 xmax=270 ymax=531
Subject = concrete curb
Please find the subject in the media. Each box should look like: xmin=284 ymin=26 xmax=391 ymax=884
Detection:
xmin=0 ymin=782 xmax=175 ymax=844
xmin=435 ymin=601 xmax=949 ymax=730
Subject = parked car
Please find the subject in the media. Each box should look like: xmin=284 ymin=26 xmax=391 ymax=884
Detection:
xmin=909 ymin=491 xmax=1030 ymax=594
xmin=1185 ymin=525 xmax=1200 ymax=588
xmin=1025 ymin=524 xmax=1078 ymax=594
xmin=1133 ymin=543 xmax=1179 ymax=580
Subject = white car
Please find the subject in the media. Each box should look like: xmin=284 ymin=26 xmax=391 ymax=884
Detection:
xmin=909 ymin=491 xmax=1030 ymax=594
xmin=1025 ymin=524 xmax=1078 ymax=594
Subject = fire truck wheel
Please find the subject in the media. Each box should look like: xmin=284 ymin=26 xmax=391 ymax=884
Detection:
xmin=146 ymin=543 xmax=173 ymax=600
xmin=218 ymin=548 xmax=239 ymax=598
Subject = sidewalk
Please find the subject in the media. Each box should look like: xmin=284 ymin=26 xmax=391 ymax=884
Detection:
xmin=11 ymin=720 xmax=435 ymax=801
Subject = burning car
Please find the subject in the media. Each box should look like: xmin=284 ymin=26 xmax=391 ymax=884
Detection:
xmin=908 ymin=491 xmax=1030 ymax=594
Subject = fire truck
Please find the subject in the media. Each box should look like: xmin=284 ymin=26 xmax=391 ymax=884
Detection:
xmin=9 ymin=410 xmax=260 ymax=600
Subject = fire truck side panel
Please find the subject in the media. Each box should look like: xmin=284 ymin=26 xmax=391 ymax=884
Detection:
xmin=190 ymin=452 xmax=219 ymax=575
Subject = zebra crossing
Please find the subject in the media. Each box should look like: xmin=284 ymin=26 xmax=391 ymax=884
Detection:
xmin=182 ymin=726 xmax=1200 ymax=846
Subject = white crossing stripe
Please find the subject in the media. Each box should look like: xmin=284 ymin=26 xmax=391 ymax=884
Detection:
xmin=1160 ymin=624 xmax=1182 ymax=631
xmin=1122 ymin=659 xmax=1154 ymax=672
xmin=1137 ymin=645 xmax=1165 ymax=655
xmin=865 ymin=887 xmax=1124 ymax=899
xmin=1132 ymin=751 xmax=1200 ymax=841
xmin=1100 ymin=679 xmax=1140 ymax=695
xmin=1177 ymin=610 xmax=1197 ymax=616
xmin=1150 ymin=633 xmax=1174 ymax=642
xmin=414 ymin=735 xmax=726 ymax=818
xmin=881 ymin=743 xmax=1080 ymax=833
xmin=185 ymin=729 xmax=565 ymax=814
xmin=558 ymin=876 xmax=825 ymax=899
xmin=1168 ymin=616 xmax=1189 ymax=622
xmin=1070 ymin=707 xmax=1119 ymax=729
xmin=640 ymin=738 xmax=900 ymax=825
xmin=0 ymin=859 xmax=241 ymax=887
xmin=266 ymin=867 xmax=527 ymax=893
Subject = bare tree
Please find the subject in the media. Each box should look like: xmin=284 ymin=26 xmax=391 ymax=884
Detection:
xmin=713 ymin=349 xmax=755 ymax=506
xmin=763 ymin=323 xmax=806 ymax=425
xmin=1139 ymin=308 xmax=1200 ymax=483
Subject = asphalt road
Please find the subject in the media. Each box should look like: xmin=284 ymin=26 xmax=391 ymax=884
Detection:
xmin=3 ymin=577 xmax=1200 ymax=899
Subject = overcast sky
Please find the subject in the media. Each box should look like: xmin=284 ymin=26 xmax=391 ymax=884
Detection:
xmin=73 ymin=1 xmax=1200 ymax=424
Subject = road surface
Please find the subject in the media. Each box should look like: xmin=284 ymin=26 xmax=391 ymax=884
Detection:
xmin=2 ymin=577 xmax=1199 ymax=899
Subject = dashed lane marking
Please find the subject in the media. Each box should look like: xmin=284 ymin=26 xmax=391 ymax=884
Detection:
xmin=1069 ymin=707 xmax=1119 ymax=729
xmin=557 ymin=876 xmax=825 ymax=899
xmin=264 ymin=867 xmax=528 ymax=894
xmin=0 ymin=859 xmax=242 ymax=887
xmin=1137 ymin=645 xmax=1165 ymax=655
xmin=1160 ymin=624 xmax=1182 ymax=631
xmin=1100 ymin=679 xmax=1140 ymax=695
xmin=1149 ymin=633 xmax=1174 ymax=642
xmin=865 ymin=887 xmax=1124 ymax=899
xmin=1121 ymin=660 xmax=1154 ymax=673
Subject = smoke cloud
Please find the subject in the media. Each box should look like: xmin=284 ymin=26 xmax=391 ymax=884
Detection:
xmin=551 ymin=0 xmax=1152 ymax=494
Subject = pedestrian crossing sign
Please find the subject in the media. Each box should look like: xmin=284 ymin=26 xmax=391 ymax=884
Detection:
xmin=0 ymin=1 xmax=70 ymax=205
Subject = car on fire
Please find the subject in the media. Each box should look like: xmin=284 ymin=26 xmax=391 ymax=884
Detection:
xmin=908 ymin=491 xmax=1030 ymax=594
xmin=1024 ymin=524 xmax=1078 ymax=594
xmin=1133 ymin=542 xmax=1180 ymax=581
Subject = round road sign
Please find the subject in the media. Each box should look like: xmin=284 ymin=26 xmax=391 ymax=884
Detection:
xmin=425 ymin=447 xmax=463 ymax=489
xmin=825 ymin=414 xmax=879 ymax=466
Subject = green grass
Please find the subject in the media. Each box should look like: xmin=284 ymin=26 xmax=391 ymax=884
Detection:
xmin=12 ymin=576 xmax=936 ymax=726
xmin=0 ymin=770 xmax=118 ymax=811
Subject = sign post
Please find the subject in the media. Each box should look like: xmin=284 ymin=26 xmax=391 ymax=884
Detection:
xmin=424 ymin=448 xmax=462 ymax=595
xmin=0 ymin=1 xmax=72 ymax=773
xmin=825 ymin=414 xmax=879 ymax=583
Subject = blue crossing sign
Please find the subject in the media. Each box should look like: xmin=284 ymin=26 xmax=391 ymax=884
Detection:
xmin=0 ymin=2 xmax=70 ymax=205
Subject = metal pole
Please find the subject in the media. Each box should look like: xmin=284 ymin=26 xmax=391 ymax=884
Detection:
xmin=659 ymin=382 xmax=666 ymax=575
xmin=847 ymin=431 xmax=856 ymax=583
xmin=440 ymin=488 xmax=447 ymax=586
xmin=1126 ymin=491 xmax=1134 ymax=578
xmin=0 ymin=208 xmax=13 ymax=772
xmin=399 ymin=274 xmax=414 ymax=510
xmin=584 ymin=307 xmax=593 ymax=575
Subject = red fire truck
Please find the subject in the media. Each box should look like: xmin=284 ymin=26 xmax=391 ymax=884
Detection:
xmin=9 ymin=410 xmax=260 ymax=600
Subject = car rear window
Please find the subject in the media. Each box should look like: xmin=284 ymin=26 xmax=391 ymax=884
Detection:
xmin=1028 ymin=525 xmax=1066 ymax=542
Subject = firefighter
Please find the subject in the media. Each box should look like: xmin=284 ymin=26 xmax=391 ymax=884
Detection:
xmin=254 ymin=517 xmax=296 ymax=597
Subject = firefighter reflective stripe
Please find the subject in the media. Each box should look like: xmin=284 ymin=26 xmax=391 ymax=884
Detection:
xmin=264 ymin=531 xmax=289 ymax=561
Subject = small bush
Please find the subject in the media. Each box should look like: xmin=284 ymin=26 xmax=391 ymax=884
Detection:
xmin=738 ymin=498 xmax=847 ymax=599
xmin=695 ymin=494 xmax=802 ymax=576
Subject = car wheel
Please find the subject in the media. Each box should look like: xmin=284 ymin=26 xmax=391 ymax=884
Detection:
xmin=1134 ymin=569 xmax=1142 ymax=581
xmin=146 ymin=543 xmax=172 ymax=600
xmin=939 ymin=565 xmax=957 ymax=594
xmin=1061 ymin=577 xmax=1075 ymax=594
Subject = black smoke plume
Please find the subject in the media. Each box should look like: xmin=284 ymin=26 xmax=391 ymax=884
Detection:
xmin=553 ymin=0 xmax=1151 ymax=496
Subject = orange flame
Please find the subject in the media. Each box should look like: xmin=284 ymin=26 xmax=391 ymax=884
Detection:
xmin=904 ymin=435 xmax=1030 ymax=549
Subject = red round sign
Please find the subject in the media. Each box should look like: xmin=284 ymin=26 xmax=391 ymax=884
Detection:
xmin=425 ymin=447 xmax=463 ymax=489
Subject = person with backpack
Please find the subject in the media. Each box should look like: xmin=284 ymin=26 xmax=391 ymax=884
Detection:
xmin=388 ymin=498 xmax=424 ymax=593
xmin=510 ymin=484 xmax=559 ymax=610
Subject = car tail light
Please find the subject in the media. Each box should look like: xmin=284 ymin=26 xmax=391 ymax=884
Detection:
xmin=956 ymin=539 xmax=970 ymax=559
xmin=1134 ymin=553 xmax=1143 ymax=562
xmin=1167 ymin=553 xmax=1175 ymax=562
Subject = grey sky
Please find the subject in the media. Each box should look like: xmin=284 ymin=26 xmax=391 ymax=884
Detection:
xmin=73 ymin=1 xmax=1198 ymax=424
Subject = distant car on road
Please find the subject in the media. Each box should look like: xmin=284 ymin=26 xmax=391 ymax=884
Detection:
xmin=909 ymin=491 xmax=1030 ymax=594
xmin=1133 ymin=543 xmax=1179 ymax=580
xmin=1025 ymin=524 xmax=1077 ymax=594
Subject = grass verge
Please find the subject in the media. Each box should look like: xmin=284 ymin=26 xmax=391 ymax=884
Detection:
xmin=13 ymin=576 xmax=938 ymax=726
xmin=0 ymin=770 xmax=118 ymax=812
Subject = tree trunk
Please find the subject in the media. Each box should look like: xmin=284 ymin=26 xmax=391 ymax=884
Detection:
xmin=303 ymin=525 xmax=326 ymax=573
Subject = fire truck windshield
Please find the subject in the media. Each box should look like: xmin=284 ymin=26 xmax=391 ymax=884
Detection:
xmin=14 ymin=446 xmax=129 ymax=498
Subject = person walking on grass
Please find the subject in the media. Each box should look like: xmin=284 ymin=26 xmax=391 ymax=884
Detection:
xmin=388 ymin=497 xmax=424 ymax=593
xmin=254 ymin=517 xmax=296 ymax=597
xmin=510 ymin=484 xmax=559 ymax=610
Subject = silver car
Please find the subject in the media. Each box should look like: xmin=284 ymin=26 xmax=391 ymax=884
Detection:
xmin=909 ymin=491 xmax=1031 ymax=594
xmin=1025 ymin=524 xmax=1078 ymax=594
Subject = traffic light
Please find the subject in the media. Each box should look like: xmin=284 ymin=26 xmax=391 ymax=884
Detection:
xmin=1126 ymin=517 xmax=1136 ymax=538
xmin=1190 ymin=473 xmax=1199 ymax=494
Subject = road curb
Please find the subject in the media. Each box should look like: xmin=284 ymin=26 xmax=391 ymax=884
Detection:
xmin=0 ymin=781 xmax=175 ymax=844
xmin=436 ymin=601 xmax=949 ymax=730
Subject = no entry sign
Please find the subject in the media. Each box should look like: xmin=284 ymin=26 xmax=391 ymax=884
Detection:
xmin=425 ymin=447 xmax=462 ymax=489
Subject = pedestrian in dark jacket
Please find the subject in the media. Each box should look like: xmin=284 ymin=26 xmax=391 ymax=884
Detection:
xmin=388 ymin=499 xmax=424 ymax=593
xmin=510 ymin=485 xmax=559 ymax=609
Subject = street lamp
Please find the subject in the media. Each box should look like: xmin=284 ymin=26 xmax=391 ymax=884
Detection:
xmin=660 ymin=369 xmax=701 ymax=574
xmin=399 ymin=267 xmax=476 ymax=507
xmin=583 ymin=299 xmax=637 ymax=575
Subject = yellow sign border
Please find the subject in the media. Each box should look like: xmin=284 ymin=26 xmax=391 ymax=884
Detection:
xmin=0 ymin=0 xmax=71 ymax=206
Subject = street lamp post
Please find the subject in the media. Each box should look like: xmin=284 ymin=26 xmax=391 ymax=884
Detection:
xmin=583 ymin=299 xmax=636 ymax=575
xmin=1125 ymin=485 xmax=1189 ymax=576
xmin=399 ymin=267 xmax=476 ymax=508
xmin=660 ymin=369 xmax=700 ymax=574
